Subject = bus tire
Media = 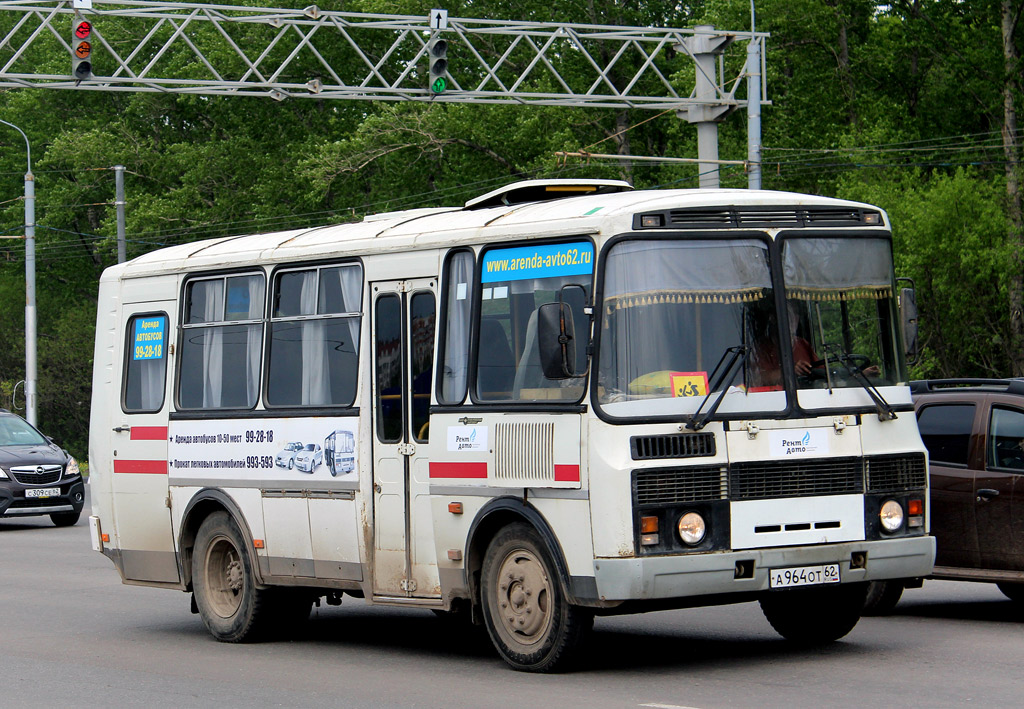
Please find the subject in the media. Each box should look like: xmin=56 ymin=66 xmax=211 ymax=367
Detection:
xmin=862 ymin=580 xmax=904 ymax=615
xmin=480 ymin=523 xmax=592 ymax=672
xmin=759 ymin=582 xmax=867 ymax=645
xmin=193 ymin=511 xmax=273 ymax=643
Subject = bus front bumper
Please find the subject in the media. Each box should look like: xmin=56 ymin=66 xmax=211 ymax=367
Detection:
xmin=592 ymin=536 xmax=935 ymax=602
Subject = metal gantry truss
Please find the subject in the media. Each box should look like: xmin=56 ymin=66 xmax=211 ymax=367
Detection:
xmin=0 ymin=0 xmax=768 ymax=111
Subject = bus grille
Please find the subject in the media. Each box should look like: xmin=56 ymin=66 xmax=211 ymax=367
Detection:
xmin=631 ymin=432 xmax=715 ymax=460
xmin=10 ymin=465 xmax=62 ymax=485
xmin=866 ymin=453 xmax=927 ymax=492
xmin=494 ymin=422 xmax=554 ymax=481
xmin=633 ymin=465 xmax=728 ymax=505
xmin=632 ymin=205 xmax=882 ymax=230
xmin=729 ymin=457 xmax=864 ymax=500
xmin=633 ymin=454 xmax=927 ymax=506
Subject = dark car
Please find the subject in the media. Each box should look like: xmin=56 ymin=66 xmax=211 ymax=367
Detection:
xmin=865 ymin=379 xmax=1024 ymax=612
xmin=0 ymin=409 xmax=85 ymax=527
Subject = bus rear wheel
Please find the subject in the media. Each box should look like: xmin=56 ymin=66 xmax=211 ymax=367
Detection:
xmin=480 ymin=523 xmax=592 ymax=672
xmin=759 ymin=582 xmax=867 ymax=645
xmin=193 ymin=511 xmax=274 ymax=642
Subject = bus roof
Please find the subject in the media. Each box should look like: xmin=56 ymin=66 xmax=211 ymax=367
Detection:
xmin=111 ymin=184 xmax=888 ymax=279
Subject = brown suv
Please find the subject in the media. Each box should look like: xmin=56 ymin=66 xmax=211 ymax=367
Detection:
xmin=866 ymin=379 xmax=1024 ymax=612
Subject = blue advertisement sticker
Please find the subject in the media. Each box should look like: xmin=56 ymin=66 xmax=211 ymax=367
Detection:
xmin=482 ymin=241 xmax=594 ymax=283
xmin=133 ymin=316 xmax=166 ymax=360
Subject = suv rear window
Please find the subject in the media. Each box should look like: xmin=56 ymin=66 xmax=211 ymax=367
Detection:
xmin=917 ymin=403 xmax=975 ymax=466
xmin=988 ymin=406 xmax=1024 ymax=470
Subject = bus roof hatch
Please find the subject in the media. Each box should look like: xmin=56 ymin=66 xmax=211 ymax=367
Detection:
xmin=464 ymin=179 xmax=633 ymax=210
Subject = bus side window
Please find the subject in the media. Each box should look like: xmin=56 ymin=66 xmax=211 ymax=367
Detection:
xmin=267 ymin=264 xmax=362 ymax=407
xmin=411 ymin=292 xmax=435 ymax=442
xmin=375 ymin=294 xmax=403 ymax=443
xmin=178 ymin=274 xmax=265 ymax=410
xmin=438 ymin=249 xmax=474 ymax=405
xmin=124 ymin=313 xmax=168 ymax=413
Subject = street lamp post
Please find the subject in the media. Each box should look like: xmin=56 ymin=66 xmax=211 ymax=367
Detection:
xmin=0 ymin=118 xmax=37 ymax=426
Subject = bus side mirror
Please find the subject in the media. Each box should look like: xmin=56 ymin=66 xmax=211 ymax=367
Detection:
xmin=899 ymin=286 xmax=919 ymax=363
xmin=537 ymin=302 xmax=576 ymax=379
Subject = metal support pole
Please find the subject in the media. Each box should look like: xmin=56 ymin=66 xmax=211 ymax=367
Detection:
xmin=0 ymin=118 xmax=37 ymax=425
xmin=693 ymin=27 xmax=720 ymax=189
xmin=747 ymin=39 xmax=762 ymax=190
xmin=115 ymin=165 xmax=126 ymax=263
xmin=25 ymin=171 xmax=36 ymax=425
xmin=677 ymin=26 xmax=735 ymax=189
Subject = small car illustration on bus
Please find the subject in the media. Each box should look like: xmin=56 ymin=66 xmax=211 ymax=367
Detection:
xmin=325 ymin=429 xmax=356 ymax=477
xmin=293 ymin=443 xmax=323 ymax=473
xmin=274 ymin=441 xmax=304 ymax=469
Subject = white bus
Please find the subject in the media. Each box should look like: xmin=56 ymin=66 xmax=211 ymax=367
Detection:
xmin=88 ymin=179 xmax=934 ymax=672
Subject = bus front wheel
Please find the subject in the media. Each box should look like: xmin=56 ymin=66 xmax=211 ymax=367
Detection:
xmin=193 ymin=511 xmax=274 ymax=642
xmin=759 ymin=582 xmax=867 ymax=645
xmin=480 ymin=523 xmax=592 ymax=672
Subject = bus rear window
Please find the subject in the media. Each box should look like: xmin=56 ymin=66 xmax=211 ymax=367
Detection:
xmin=124 ymin=313 xmax=168 ymax=413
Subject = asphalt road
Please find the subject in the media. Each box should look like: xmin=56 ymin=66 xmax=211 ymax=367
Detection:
xmin=2 ymin=496 xmax=1021 ymax=708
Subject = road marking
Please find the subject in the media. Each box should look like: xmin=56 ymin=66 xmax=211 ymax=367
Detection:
xmin=639 ymin=704 xmax=704 ymax=709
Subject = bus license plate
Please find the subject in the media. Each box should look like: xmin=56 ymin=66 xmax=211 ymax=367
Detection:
xmin=769 ymin=563 xmax=840 ymax=589
xmin=25 ymin=487 xmax=60 ymax=499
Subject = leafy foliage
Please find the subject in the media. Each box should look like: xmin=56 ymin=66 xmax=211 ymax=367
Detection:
xmin=0 ymin=0 xmax=1022 ymax=458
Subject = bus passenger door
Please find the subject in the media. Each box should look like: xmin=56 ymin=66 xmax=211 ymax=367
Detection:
xmin=371 ymin=279 xmax=439 ymax=598
xmin=111 ymin=303 xmax=180 ymax=584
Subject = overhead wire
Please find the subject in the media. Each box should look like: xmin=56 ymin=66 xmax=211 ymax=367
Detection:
xmin=3 ymin=129 xmax=1019 ymax=266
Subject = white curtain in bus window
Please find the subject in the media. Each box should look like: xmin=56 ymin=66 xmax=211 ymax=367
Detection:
xmin=179 ymin=274 xmax=265 ymax=409
xmin=124 ymin=313 xmax=168 ymax=412
xmin=439 ymin=250 xmax=474 ymax=404
xmin=782 ymin=238 xmax=893 ymax=300
xmin=268 ymin=264 xmax=361 ymax=407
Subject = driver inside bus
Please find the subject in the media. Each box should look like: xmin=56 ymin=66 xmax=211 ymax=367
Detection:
xmin=748 ymin=301 xmax=819 ymax=390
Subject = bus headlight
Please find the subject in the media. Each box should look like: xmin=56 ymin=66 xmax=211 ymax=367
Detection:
xmin=879 ymin=500 xmax=904 ymax=533
xmin=677 ymin=512 xmax=706 ymax=545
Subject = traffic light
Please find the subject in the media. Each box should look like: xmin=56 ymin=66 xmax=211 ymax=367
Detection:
xmin=427 ymin=37 xmax=447 ymax=94
xmin=72 ymin=15 xmax=93 ymax=81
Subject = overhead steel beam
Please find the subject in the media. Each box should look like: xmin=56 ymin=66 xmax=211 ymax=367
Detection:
xmin=0 ymin=1 xmax=768 ymax=111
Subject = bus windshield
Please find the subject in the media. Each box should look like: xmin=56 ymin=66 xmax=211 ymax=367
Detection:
xmin=597 ymin=235 xmax=905 ymax=419
xmin=782 ymin=237 xmax=904 ymax=401
xmin=597 ymin=238 xmax=786 ymax=417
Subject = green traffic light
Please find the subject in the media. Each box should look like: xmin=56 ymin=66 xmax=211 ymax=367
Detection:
xmin=431 ymin=77 xmax=447 ymax=94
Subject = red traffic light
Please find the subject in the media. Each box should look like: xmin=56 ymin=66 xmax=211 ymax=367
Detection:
xmin=71 ymin=16 xmax=93 ymax=80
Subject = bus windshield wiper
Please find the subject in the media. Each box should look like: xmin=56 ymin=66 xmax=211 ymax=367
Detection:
xmin=685 ymin=345 xmax=747 ymax=431
xmin=819 ymin=343 xmax=897 ymax=421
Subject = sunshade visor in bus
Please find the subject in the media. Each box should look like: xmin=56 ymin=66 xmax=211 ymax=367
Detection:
xmin=602 ymin=240 xmax=772 ymax=312
xmin=782 ymin=238 xmax=894 ymax=301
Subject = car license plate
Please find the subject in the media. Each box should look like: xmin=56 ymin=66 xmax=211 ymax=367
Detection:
xmin=25 ymin=487 xmax=60 ymax=499
xmin=769 ymin=563 xmax=840 ymax=589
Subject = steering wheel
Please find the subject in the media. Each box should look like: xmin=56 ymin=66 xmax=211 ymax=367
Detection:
xmin=801 ymin=354 xmax=873 ymax=382
xmin=838 ymin=353 xmax=872 ymax=374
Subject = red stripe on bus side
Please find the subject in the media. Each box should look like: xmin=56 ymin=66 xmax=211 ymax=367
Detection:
xmin=554 ymin=465 xmax=580 ymax=482
xmin=429 ymin=462 xmax=488 ymax=479
xmin=130 ymin=426 xmax=168 ymax=441
xmin=113 ymin=460 xmax=168 ymax=474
